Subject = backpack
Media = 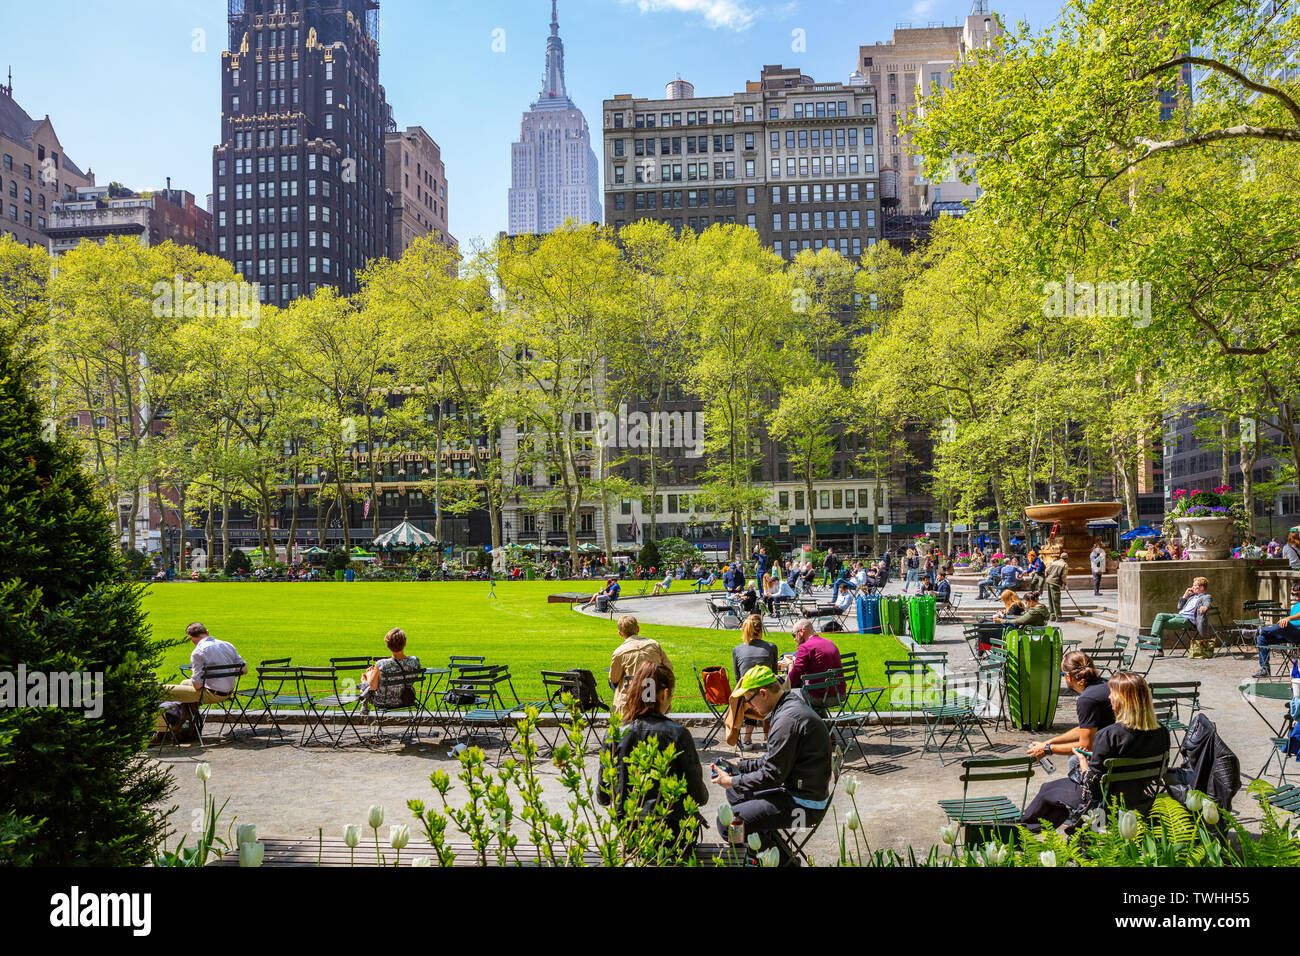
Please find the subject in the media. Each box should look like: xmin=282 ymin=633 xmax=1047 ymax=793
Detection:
xmin=701 ymin=666 xmax=732 ymax=706
xmin=822 ymin=619 xmax=845 ymax=632
xmin=566 ymin=668 xmax=606 ymax=711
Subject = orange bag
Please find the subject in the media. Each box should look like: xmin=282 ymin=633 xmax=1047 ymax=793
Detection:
xmin=701 ymin=666 xmax=732 ymax=706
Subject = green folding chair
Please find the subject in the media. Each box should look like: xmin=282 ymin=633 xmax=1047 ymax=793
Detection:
xmin=937 ymin=756 xmax=1036 ymax=845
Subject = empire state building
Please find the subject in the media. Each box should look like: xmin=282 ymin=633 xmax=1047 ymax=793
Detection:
xmin=507 ymin=1 xmax=602 ymax=236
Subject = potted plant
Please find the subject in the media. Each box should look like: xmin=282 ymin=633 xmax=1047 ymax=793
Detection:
xmin=1162 ymin=487 xmax=1242 ymax=560
xmin=912 ymin=533 xmax=934 ymax=557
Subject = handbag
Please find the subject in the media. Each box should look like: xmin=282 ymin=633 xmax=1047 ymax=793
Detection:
xmin=1189 ymin=638 xmax=1216 ymax=660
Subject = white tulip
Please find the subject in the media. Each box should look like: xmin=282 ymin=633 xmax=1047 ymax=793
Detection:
xmin=747 ymin=833 xmax=763 ymax=851
xmin=987 ymin=844 xmax=1008 ymax=866
xmin=342 ymin=824 xmax=362 ymax=848
xmin=238 ymin=841 xmax=264 ymax=867
xmin=940 ymin=823 xmax=958 ymax=846
xmin=718 ymin=804 xmax=734 ymax=828
xmin=195 ymin=763 xmax=212 ymax=782
xmin=1186 ymin=792 xmax=1203 ymax=813
xmin=1202 ymin=802 xmax=1220 ymax=826
xmin=1039 ymin=850 xmax=1057 ymax=867
xmin=389 ymin=824 xmax=410 ymax=850
xmin=847 ymin=809 xmax=861 ymax=831
xmin=1118 ymin=811 xmax=1139 ymax=841
xmin=843 ymin=775 xmax=859 ymax=795
xmin=368 ymin=805 xmax=385 ymax=829
xmin=758 ymin=847 xmax=780 ymax=867
xmin=236 ymin=823 xmax=257 ymax=846
xmin=410 ymin=856 xmax=433 ymax=867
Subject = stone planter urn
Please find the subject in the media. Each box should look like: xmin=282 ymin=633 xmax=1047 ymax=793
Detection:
xmin=913 ymin=539 xmax=933 ymax=558
xmin=1173 ymin=515 xmax=1235 ymax=560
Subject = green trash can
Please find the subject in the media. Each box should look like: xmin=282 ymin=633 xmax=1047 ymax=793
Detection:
xmin=880 ymin=595 xmax=905 ymax=636
xmin=334 ymin=569 xmax=345 ymax=582
xmin=1004 ymin=627 xmax=1062 ymax=732
xmin=907 ymin=594 xmax=936 ymax=645
xmin=525 ymin=567 xmax=535 ymax=581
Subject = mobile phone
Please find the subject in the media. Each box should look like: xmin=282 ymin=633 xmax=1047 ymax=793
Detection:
xmin=1074 ymin=748 xmax=1092 ymax=759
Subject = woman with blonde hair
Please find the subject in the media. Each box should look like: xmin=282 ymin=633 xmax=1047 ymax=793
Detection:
xmin=1021 ymin=671 xmax=1167 ymax=830
xmin=731 ymin=613 xmax=779 ymax=749
xmin=902 ymin=548 xmax=921 ymax=593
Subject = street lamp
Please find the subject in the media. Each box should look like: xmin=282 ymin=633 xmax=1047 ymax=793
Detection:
xmin=852 ymin=510 xmax=859 ymax=556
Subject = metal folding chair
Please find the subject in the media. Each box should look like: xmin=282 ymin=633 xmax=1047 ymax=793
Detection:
xmin=362 ymin=667 xmax=429 ymax=746
xmin=691 ymin=661 xmax=727 ymax=750
xmin=297 ymin=665 xmax=366 ymax=747
xmin=225 ymin=657 xmax=291 ymax=739
xmin=538 ymin=669 xmax=608 ymax=755
xmin=937 ymin=756 xmax=1036 ymax=845
xmin=187 ymin=661 xmax=248 ymax=745
xmin=839 ymin=651 xmax=888 ymax=739
xmin=1149 ymin=681 xmax=1201 ymax=751
xmin=936 ymin=591 xmax=963 ymax=625
xmin=803 ymin=669 xmax=869 ymax=769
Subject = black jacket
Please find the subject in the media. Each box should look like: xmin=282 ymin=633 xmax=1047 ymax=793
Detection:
xmin=1166 ymin=713 xmax=1241 ymax=812
xmin=598 ymin=711 xmax=709 ymax=831
xmin=733 ymin=689 xmax=833 ymax=806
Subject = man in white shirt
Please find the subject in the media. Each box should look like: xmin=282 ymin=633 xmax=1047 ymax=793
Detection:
xmin=157 ymin=623 xmax=246 ymax=730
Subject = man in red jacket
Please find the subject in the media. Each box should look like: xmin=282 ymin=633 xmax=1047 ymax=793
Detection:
xmin=779 ymin=618 xmax=846 ymax=712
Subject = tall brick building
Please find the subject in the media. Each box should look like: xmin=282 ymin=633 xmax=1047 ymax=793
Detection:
xmin=211 ymin=0 xmax=390 ymax=307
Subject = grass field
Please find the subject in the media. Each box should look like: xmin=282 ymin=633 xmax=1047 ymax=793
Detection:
xmin=142 ymin=581 xmax=906 ymax=705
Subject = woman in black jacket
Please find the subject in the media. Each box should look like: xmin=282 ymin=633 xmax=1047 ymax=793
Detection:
xmin=1020 ymin=671 xmax=1168 ymax=831
xmin=598 ymin=661 xmax=709 ymax=856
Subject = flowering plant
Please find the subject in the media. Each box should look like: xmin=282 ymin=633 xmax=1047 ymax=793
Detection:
xmin=1162 ymin=487 xmax=1249 ymax=540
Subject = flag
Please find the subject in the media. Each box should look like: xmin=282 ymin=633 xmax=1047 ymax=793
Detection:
xmin=363 ymin=497 xmax=371 ymax=520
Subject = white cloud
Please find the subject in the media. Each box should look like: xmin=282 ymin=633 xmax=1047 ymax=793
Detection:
xmin=624 ymin=0 xmax=759 ymax=31
xmin=908 ymin=0 xmax=937 ymax=17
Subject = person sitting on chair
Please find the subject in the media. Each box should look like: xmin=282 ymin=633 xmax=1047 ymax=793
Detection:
xmin=993 ymin=590 xmax=1049 ymax=627
xmin=1147 ymin=576 xmax=1211 ymax=649
xmin=652 ymin=570 xmax=674 ymax=596
xmin=764 ymin=574 xmax=797 ymax=615
xmin=598 ymin=660 xmax=709 ymax=852
xmin=1253 ymin=581 xmax=1300 ymax=678
xmin=711 ymin=664 xmax=833 ymax=866
xmin=724 ymin=563 xmax=744 ymax=595
xmin=1025 ymin=652 xmax=1114 ymax=783
xmin=977 ymin=563 xmax=1004 ymax=600
xmin=156 ymin=622 xmax=246 ymax=734
xmin=361 ymin=627 xmax=422 ymax=708
xmin=733 ymin=614 xmax=779 ymax=750
xmin=922 ymin=570 xmax=951 ymax=603
xmin=779 ymin=618 xmax=846 ymax=713
xmin=739 ymin=580 xmax=760 ymax=615
xmin=1020 ymin=671 xmax=1167 ymax=831
xmin=694 ymin=566 xmax=718 ymax=592
xmin=608 ymin=615 xmax=671 ymax=714
xmin=580 ymin=576 xmax=621 ymax=610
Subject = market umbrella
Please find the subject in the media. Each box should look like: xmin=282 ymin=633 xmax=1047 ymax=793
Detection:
xmin=373 ymin=514 xmax=438 ymax=549
xmin=302 ymin=546 xmax=328 ymax=556
xmin=577 ymin=542 xmax=603 ymax=553
xmin=1120 ymin=526 xmax=1161 ymax=540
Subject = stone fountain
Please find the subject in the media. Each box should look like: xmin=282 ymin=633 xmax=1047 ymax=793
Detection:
xmin=1023 ymin=501 xmax=1123 ymax=575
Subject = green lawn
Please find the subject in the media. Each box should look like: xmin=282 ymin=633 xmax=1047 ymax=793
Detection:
xmin=141 ymin=581 xmax=906 ymax=706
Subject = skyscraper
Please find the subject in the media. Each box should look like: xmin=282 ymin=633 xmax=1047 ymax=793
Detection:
xmin=211 ymin=0 xmax=391 ymax=307
xmin=507 ymin=1 xmax=602 ymax=236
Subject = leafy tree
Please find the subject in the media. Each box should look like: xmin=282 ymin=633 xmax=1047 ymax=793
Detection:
xmin=637 ymin=538 xmax=661 ymax=571
xmin=0 ymin=331 xmax=173 ymax=864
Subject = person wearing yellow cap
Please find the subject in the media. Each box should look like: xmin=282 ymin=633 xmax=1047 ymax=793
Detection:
xmin=710 ymin=664 xmax=833 ymax=865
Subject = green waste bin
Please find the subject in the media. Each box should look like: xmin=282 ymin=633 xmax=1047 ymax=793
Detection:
xmin=1004 ymin=627 xmax=1062 ymax=732
xmin=525 ymin=567 xmax=534 ymax=581
xmin=334 ymin=569 xmax=345 ymax=582
xmin=880 ymin=595 xmax=905 ymax=636
xmin=907 ymin=594 xmax=936 ymax=645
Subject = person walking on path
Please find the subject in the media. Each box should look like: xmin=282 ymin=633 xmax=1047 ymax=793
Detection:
xmin=1090 ymin=543 xmax=1107 ymax=596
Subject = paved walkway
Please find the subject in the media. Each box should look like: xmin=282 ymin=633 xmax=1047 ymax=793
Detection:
xmin=152 ymin=579 xmax=1286 ymax=864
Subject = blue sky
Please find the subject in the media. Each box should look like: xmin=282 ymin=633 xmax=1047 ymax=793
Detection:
xmin=0 ymin=0 xmax=1068 ymax=251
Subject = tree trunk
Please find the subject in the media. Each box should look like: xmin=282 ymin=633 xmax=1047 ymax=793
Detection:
xmin=1220 ymin=419 xmax=1231 ymax=489
xmin=1240 ymin=417 xmax=1260 ymax=539
xmin=805 ymin=468 xmax=817 ymax=550
xmin=178 ymin=483 xmax=187 ymax=571
xmin=220 ymin=485 xmax=230 ymax=568
xmin=990 ymin=475 xmax=1010 ymax=555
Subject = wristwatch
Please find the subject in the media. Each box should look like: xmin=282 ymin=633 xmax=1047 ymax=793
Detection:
xmin=1043 ymin=743 xmax=1051 ymax=755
